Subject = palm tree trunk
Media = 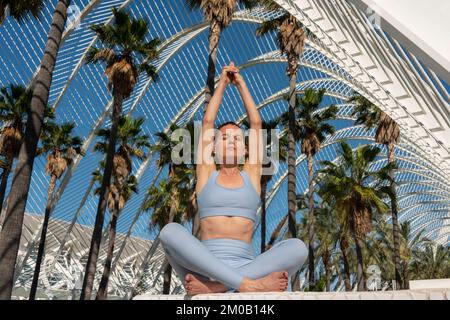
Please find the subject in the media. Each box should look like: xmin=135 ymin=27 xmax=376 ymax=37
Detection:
xmin=323 ymin=253 xmax=331 ymax=292
xmin=192 ymin=211 xmax=201 ymax=239
xmin=0 ymin=3 xmax=6 ymax=25
xmin=162 ymin=206 xmax=176 ymax=294
xmin=352 ymin=232 xmax=366 ymax=291
xmin=387 ymin=142 xmax=402 ymax=289
xmin=0 ymin=0 xmax=69 ymax=300
xmin=402 ymin=260 xmax=410 ymax=289
xmin=260 ymin=177 xmax=268 ymax=253
xmin=307 ymin=153 xmax=315 ymax=290
xmin=286 ymin=56 xmax=297 ymax=240
xmin=96 ymin=201 xmax=119 ymax=300
xmin=267 ymin=213 xmax=288 ymax=250
xmin=204 ymin=18 xmax=222 ymax=109
xmin=29 ymin=174 xmax=57 ymax=300
xmin=161 ymin=167 xmax=178 ymax=294
xmin=162 ymin=258 xmax=173 ymax=294
xmin=80 ymin=93 xmax=123 ymax=300
xmin=163 ymin=199 xmax=178 ymax=293
xmin=189 ymin=184 xmax=201 ymax=239
xmin=340 ymin=237 xmax=352 ymax=291
xmin=0 ymin=156 xmax=12 ymax=218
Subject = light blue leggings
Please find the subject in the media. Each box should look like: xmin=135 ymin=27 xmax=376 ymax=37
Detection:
xmin=159 ymin=222 xmax=308 ymax=292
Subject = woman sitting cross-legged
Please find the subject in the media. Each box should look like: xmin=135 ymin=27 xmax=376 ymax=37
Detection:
xmin=159 ymin=62 xmax=307 ymax=295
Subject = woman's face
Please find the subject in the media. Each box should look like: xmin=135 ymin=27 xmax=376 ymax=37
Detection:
xmin=214 ymin=124 xmax=246 ymax=165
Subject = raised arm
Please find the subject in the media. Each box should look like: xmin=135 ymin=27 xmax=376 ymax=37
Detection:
xmin=231 ymin=65 xmax=263 ymax=182
xmin=196 ymin=63 xmax=236 ymax=193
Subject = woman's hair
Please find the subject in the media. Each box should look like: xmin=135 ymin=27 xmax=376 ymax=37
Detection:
xmin=217 ymin=121 xmax=242 ymax=130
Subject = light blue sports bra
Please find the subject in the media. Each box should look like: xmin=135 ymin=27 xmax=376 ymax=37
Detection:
xmin=197 ymin=170 xmax=261 ymax=222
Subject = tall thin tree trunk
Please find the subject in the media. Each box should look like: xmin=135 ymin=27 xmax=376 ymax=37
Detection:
xmin=286 ymin=53 xmax=299 ymax=297
xmin=307 ymin=154 xmax=315 ymax=290
xmin=96 ymin=201 xmax=120 ymax=300
xmin=0 ymin=0 xmax=69 ymax=300
xmin=162 ymin=210 xmax=176 ymax=294
xmin=402 ymin=260 xmax=410 ymax=289
xmin=323 ymin=253 xmax=330 ymax=292
xmin=192 ymin=211 xmax=201 ymax=239
xmin=267 ymin=213 xmax=288 ymax=250
xmin=0 ymin=156 xmax=12 ymax=218
xmin=287 ymin=72 xmax=300 ymax=292
xmin=204 ymin=19 xmax=222 ymax=109
xmin=191 ymin=180 xmax=201 ymax=239
xmin=162 ymin=259 xmax=173 ymax=294
xmin=80 ymin=93 xmax=123 ymax=300
xmin=353 ymin=233 xmax=366 ymax=291
xmin=340 ymin=237 xmax=352 ymax=291
xmin=162 ymin=167 xmax=178 ymax=294
xmin=0 ymin=3 xmax=6 ymax=25
xmin=286 ymin=57 xmax=297 ymax=240
xmin=29 ymin=174 xmax=57 ymax=300
xmin=387 ymin=142 xmax=402 ymax=289
xmin=260 ymin=177 xmax=268 ymax=253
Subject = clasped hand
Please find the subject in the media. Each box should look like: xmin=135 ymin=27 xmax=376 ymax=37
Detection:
xmin=220 ymin=62 xmax=244 ymax=87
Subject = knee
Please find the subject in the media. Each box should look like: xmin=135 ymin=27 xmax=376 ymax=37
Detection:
xmin=159 ymin=222 xmax=183 ymax=245
xmin=285 ymin=238 xmax=308 ymax=266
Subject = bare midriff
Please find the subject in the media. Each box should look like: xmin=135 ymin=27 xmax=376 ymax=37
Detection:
xmin=200 ymin=216 xmax=254 ymax=244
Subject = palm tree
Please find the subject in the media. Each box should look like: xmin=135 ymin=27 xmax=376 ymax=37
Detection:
xmin=398 ymin=223 xmax=432 ymax=288
xmin=0 ymin=86 xmax=55 ymax=219
xmin=185 ymin=0 xmax=257 ymax=108
xmin=143 ymin=169 xmax=192 ymax=294
xmin=93 ymin=171 xmax=138 ymax=300
xmin=92 ymin=115 xmax=149 ymax=299
xmin=81 ymin=7 xmax=159 ymax=300
xmin=280 ymin=88 xmax=337 ymax=290
xmin=145 ymin=123 xmax=194 ymax=294
xmin=257 ymin=1 xmax=315 ymax=258
xmin=0 ymin=0 xmax=44 ymax=24
xmin=0 ymin=85 xmax=33 ymax=216
xmin=0 ymin=0 xmax=68 ymax=298
xmin=181 ymin=121 xmax=201 ymax=238
xmin=409 ymin=243 xmax=450 ymax=280
xmin=318 ymin=142 xmax=394 ymax=291
xmin=349 ymin=92 xmax=403 ymax=288
xmin=369 ymin=220 xmax=431 ymax=289
xmin=29 ymin=122 xmax=83 ymax=300
xmin=336 ymin=214 xmax=353 ymax=291
xmin=314 ymin=202 xmax=339 ymax=292
xmin=261 ymin=194 xmax=307 ymax=290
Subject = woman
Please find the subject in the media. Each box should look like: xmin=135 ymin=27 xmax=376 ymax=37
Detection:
xmin=159 ymin=62 xmax=307 ymax=295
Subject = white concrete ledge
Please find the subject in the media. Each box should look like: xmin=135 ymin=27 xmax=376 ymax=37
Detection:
xmin=133 ymin=289 xmax=450 ymax=300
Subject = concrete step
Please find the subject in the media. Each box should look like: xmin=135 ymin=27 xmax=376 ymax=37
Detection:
xmin=133 ymin=289 xmax=450 ymax=300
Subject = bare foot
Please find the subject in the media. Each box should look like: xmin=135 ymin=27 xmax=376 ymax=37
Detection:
xmin=184 ymin=274 xmax=228 ymax=295
xmin=238 ymin=271 xmax=289 ymax=292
